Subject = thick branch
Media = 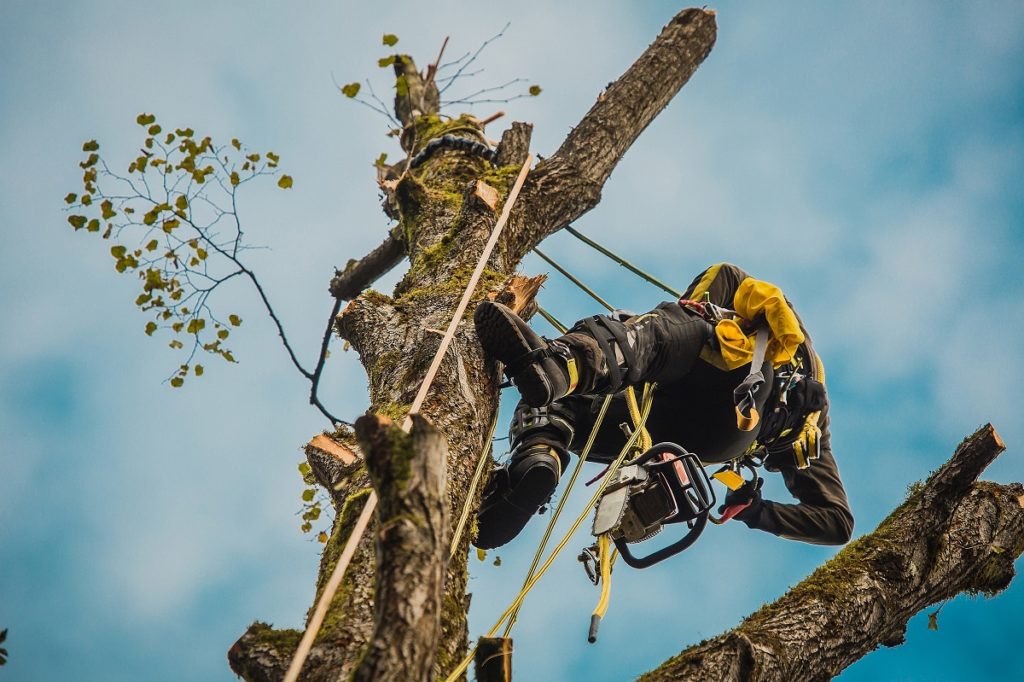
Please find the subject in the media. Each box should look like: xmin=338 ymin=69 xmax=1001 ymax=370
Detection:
xmin=329 ymin=229 xmax=407 ymax=300
xmin=642 ymin=425 xmax=1022 ymax=681
xmin=352 ymin=414 xmax=448 ymax=682
xmin=511 ymin=8 xmax=716 ymax=251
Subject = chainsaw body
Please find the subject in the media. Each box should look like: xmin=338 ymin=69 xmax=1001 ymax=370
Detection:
xmin=591 ymin=442 xmax=716 ymax=568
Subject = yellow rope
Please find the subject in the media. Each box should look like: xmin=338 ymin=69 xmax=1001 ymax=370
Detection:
xmin=443 ymin=386 xmax=656 ymax=682
xmin=501 ymin=393 xmax=615 ymax=636
xmin=448 ymin=410 xmax=500 ymax=559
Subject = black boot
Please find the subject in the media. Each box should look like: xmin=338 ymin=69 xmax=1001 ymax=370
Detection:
xmin=474 ymin=444 xmax=567 ymax=549
xmin=474 ymin=301 xmax=576 ymax=408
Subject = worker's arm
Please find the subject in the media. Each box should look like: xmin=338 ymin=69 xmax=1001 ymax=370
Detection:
xmin=681 ymin=262 xmax=750 ymax=308
xmin=735 ymin=409 xmax=854 ymax=545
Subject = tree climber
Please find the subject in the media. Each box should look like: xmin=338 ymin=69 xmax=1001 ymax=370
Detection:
xmin=473 ymin=262 xmax=854 ymax=550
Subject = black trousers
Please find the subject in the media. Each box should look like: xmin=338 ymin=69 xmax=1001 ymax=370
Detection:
xmin=511 ymin=302 xmax=774 ymax=465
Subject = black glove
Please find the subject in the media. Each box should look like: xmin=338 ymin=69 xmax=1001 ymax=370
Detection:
xmin=718 ymin=477 xmax=764 ymax=522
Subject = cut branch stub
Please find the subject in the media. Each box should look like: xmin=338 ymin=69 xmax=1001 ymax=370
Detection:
xmin=352 ymin=413 xmax=448 ymax=682
xmin=394 ymin=55 xmax=441 ymax=127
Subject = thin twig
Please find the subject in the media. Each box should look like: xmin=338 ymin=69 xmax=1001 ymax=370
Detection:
xmin=438 ymin=22 xmax=511 ymax=96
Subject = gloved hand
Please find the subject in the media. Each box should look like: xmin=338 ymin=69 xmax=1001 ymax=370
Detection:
xmin=718 ymin=477 xmax=764 ymax=522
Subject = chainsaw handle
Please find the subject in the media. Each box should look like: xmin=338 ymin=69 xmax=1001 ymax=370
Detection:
xmin=614 ymin=511 xmax=708 ymax=569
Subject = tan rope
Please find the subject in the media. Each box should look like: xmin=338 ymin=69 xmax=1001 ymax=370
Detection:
xmin=282 ymin=154 xmax=533 ymax=682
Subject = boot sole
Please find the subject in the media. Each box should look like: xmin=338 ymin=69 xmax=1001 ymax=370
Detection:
xmin=475 ymin=464 xmax=559 ymax=549
xmin=474 ymin=302 xmax=554 ymax=407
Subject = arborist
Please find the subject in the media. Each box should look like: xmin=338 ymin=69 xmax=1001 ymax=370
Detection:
xmin=473 ymin=262 xmax=854 ymax=550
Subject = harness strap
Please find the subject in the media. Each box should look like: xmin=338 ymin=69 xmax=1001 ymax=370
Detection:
xmin=733 ymin=326 xmax=770 ymax=431
xmin=582 ymin=315 xmax=639 ymax=393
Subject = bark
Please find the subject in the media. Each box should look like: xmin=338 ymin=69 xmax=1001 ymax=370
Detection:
xmin=642 ymin=424 xmax=1024 ymax=682
xmin=352 ymin=414 xmax=448 ymax=682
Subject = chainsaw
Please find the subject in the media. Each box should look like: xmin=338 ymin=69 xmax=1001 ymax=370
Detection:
xmin=588 ymin=442 xmax=716 ymax=569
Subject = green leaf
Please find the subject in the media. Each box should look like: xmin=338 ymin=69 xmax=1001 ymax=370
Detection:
xmin=395 ymin=75 xmax=409 ymax=98
xmin=145 ymin=239 xmax=159 ymax=251
xmin=382 ymin=33 xmax=399 ymax=46
xmin=136 ymin=113 xmax=156 ymax=125
xmin=229 ymin=171 xmax=240 ymax=186
xmin=86 ymin=218 xmax=100 ymax=233
xmin=135 ymin=293 xmax=151 ymax=306
xmin=169 ymin=339 xmax=184 ymax=349
xmin=528 ymin=84 xmax=542 ymax=96
xmin=217 ymin=329 xmax=229 ymax=340
xmin=110 ymin=245 xmax=127 ymax=259
xmin=186 ymin=318 xmax=206 ymax=334
xmin=64 ymin=193 xmax=77 ymax=205
xmin=176 ymin=127 xmax=194 ymax=137
xmin=174 ymin=195 xmax=188 ymax=210
xmin=80 ymin=194 xmax=92 ymax=206
xmin=82 ymin=140 xmax=99 ymax=152
xmin=317 ymin=531 xmax=328 ymax=543
xmin=374 ymin=152 xmax=388 ymax=168
xmin=301 ymin=489 xmax=315 ymax=502
xmin=194 ymin=364 xmax=204 ymax=376
xmin=378 ymin=55 xmax=396 ymax=68
xmin=145 ymin=321 xmax=158 ymax=336
xmin=298 ymin=462 xmax=312 ymax=475
xmin=341 ymin=82 xmax=361 ymax=98
xmin=162 ymin=218 xmax=180 ymax=233
xmin=228 ymin=314 xmax=242 ymax=326
xmin=170 ymin=377 xmax=184 ymax=387
xmin=196 ymin=248 xmax=208 ymax=260
xmin=232 ymin=138 xmax=241 ymax=150
xmin=100 ymin=199 xmax=116 ymax=220
xmin=300 ymin=521 xmax=313 ymax=533
xmin=68 ymin=215 xmax=87 ymax=230
xmin=277 ymin=175 xmax=293 ymax=189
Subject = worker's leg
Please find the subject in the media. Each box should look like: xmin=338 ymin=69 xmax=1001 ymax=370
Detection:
xmin=474 ymin=300 xmax=712 ymax=408
xmin=474 ymin=393 xmax=633 ymax=549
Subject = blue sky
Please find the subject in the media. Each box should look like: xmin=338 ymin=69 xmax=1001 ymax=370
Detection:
xmin=1 ymin=1 xmax=1022 ymax=680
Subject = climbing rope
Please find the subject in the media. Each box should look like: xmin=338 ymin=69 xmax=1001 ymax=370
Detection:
xmin=563 ymin=225 xmax=682 ymax=298
xmin=282 ymin=154 xmax=533 ymax=682
xmin=502 ymin=393 xmax=615 ymax=636
xmin=443 ymin=386 xmax=656 ymax=682
xmin=448 ymin=409 xmax=500 ymax=558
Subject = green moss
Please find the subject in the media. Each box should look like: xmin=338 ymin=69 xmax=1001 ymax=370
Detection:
xmin=479 ymin=164 xmax=522 ymax=197
xmin=360 ymin=289 xmax=393 ymax=306
xmin=372 ymin=401 xmax=412 ymax=423
xmin=398 ymin=267 xmax=506 ymax=305
xmin=246 ymin=620 xmax=302 ymax=654
xmin=313 ymin=487 xmax=374 ymax=641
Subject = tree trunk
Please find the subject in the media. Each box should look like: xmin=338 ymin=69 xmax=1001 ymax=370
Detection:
xmin=641 ymin=424 xmax=1024 ymax=681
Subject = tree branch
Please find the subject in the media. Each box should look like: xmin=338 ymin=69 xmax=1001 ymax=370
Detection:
xmin=641 ymin=424 xmax=1022 ymax=681
xmin=512 ymin=7 xmax=717 ymax=251
xmin=328 ymin=228 xmax=407 ymax=300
